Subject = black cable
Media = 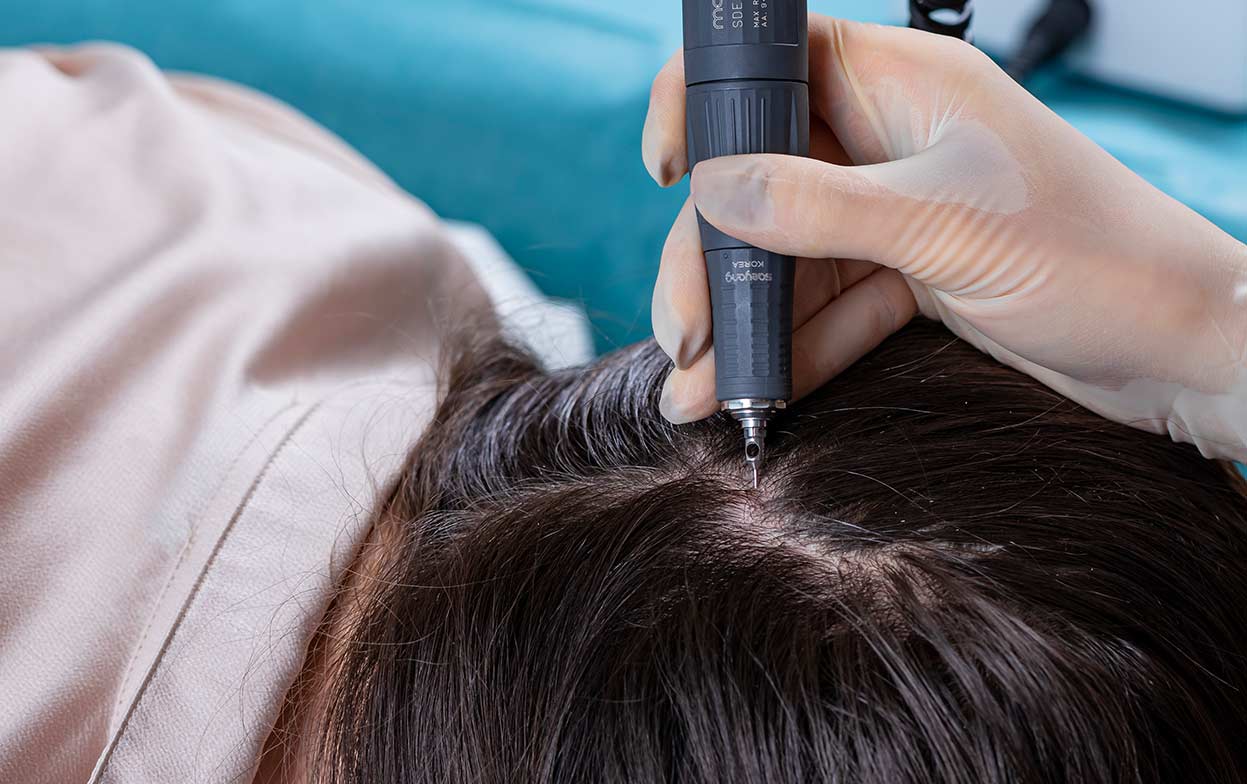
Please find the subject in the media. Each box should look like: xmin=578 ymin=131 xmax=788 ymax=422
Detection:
xmin=1006 ymin=0 xmax=1094 ymax=83
xmin=909 ymin=0 xmax=974 ymax=42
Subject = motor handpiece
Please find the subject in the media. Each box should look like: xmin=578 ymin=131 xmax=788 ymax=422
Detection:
xmin=681 ymin=0 xmax=810 ymax=489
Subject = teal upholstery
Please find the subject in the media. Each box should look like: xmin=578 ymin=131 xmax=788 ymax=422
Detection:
xmin=3 ymin=0 xmax=1244 ymax=348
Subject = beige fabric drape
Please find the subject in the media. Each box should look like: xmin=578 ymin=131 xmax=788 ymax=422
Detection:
xmin=0 ymin=44 xmax=573 ymax=784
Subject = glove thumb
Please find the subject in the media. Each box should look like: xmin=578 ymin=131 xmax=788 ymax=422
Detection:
xmin=690 ymin=152 xmax=951 ymax=270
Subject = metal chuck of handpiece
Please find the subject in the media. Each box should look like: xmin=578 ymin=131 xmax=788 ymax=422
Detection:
xmin=724 ymin=399 xmax=787 ymax=488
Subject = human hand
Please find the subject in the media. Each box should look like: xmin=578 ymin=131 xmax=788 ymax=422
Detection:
xmin=644 ymin=14 xmax=1247 ymax=460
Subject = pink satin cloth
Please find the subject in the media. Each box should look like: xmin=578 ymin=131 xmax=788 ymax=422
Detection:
xmin=0 ymin=44 xmax=498 ymax=783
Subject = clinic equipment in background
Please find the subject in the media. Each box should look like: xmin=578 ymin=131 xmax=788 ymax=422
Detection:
xmin=908 ymin=0 xmax=975 ymax=40
xmin=924 ymin=0 xmax=1247 ymax=114
xmin=908 ymin=0 xmax=1090 ymax=85
xmin=994 ymin=0 xmax=1093 ymax=84
xmin=681 ymin=0 xmax=810 ymax=488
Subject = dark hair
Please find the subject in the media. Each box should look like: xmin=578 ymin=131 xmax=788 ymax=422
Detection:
xmin=302 ymin=321 xmax=1247 ymax=784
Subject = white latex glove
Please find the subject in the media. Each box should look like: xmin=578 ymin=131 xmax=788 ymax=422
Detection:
xmin=642 ymin=14 xmax=1247 ymax=461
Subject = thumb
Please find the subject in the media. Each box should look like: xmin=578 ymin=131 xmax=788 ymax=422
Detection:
xmin=690 ymin=153 xmax=941 ymax=268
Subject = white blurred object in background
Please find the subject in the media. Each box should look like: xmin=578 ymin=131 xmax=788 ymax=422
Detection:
xmin=447 ymin=222 xmax=596 ymax=368
xmin=905 ymin=0 xmax=1247 ymax=113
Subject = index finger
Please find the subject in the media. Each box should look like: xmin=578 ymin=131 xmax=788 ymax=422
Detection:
xmin=641 ymin=50 xmax=687 ymax=187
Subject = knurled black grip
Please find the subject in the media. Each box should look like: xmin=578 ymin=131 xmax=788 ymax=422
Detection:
xmin=685 ymin=79 xmax=809 ymax=402
xmin=705 ymin=247 xmax=794 ymax=401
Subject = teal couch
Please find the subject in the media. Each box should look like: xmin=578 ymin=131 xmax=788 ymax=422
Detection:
xmin=3 ymin=0 xmax=1246 ymax=353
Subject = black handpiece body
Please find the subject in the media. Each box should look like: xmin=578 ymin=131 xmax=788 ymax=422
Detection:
xmin=681 ymin=0 xmax=809 ymax=482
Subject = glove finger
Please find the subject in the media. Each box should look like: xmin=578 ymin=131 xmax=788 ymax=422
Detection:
xmin=691 ymin=153 xmax=935 ymax=267
xmin=659 ymin=347 xmax=719 ymax=425
xmin=791 ymin=268 xmax=918 ymax=399
xmin=653 ymin=197 xmax=711 ymax=369
xmin=794 ymin=257 xmax=879 ymax=330
xmin=641 ymin=50 xmax=688 ymax=187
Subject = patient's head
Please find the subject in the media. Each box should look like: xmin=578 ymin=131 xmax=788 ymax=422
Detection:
xmin=311 ymin=322 xmax=1247 ymax=784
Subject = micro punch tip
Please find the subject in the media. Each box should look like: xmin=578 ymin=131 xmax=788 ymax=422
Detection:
xmin=743 ymin=435 xmax=764 ymax=490
xmin=727 ymin=403 xmax=777 ymax=492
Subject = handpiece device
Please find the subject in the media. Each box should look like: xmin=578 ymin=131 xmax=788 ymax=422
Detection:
xmin=677 ymin=2 xmax=971 ymax=488
xmin=681 ymin=0 xmax=810 ymax=489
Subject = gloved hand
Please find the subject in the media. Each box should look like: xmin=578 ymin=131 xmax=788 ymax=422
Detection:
xmin=643 ymin=14 xmax=1247 ymax=461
